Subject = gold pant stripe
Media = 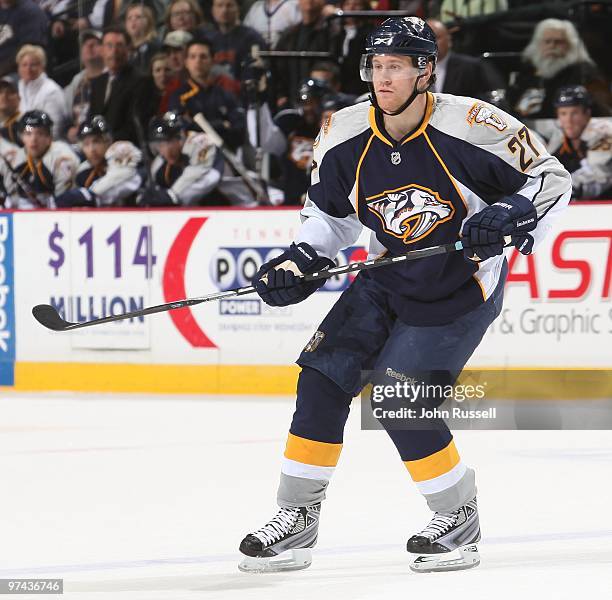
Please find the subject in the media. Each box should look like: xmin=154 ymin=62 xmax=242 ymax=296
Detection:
xmin=404 ymin=439 xmax=461 ymax=482
xmin=284 ymin=432 xmax=343 ymax=467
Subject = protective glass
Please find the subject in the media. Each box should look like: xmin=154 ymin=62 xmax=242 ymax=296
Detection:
xmin=359 ymin=53 xmax=426 ymax=83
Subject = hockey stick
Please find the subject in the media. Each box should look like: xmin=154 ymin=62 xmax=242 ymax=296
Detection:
xmin=192 ymin=112 xmax=268 ymax=203
xmin=33 ymin=239 xmax=468 ymax=332
xmin=0 ymin=152 xmax=47 ymax=208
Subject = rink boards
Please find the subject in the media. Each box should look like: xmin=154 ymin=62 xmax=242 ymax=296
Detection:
xmin=0 ymin=203 xmax=610 ymax=394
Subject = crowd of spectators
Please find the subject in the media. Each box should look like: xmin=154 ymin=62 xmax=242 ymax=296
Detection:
xmin=0 ymin=0 xmax=610 ymax=209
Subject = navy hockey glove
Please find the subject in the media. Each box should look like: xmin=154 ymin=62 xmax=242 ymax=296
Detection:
xmin=55 ymin=187 xmax=97 ymax=208
xmin=253 ymin=242 xmax=335 ymax=307
xmin=461 ymin=194 xmax=537 ymax=261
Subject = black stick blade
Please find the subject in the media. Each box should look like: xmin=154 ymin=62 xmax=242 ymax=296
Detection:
xmin=32 ymin=304 xmax=75 ymax=331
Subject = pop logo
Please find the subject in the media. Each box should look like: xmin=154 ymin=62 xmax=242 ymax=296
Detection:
xmin=0 ymin=215 xmax=16 ymax=385
xmin=209 ymin=246 xmax=368 ymax=293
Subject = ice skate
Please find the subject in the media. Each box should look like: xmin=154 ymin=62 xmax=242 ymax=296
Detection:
xmin=407 ymin=497 xmax=480 ymax=573
xmin=238 ymin=504 xmax=320 ymax=573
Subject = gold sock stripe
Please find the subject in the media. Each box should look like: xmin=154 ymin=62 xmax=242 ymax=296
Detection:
xmin=284 ymin=432 xmax=343 ymax=467
xmin=404 ymin=439 xmax=461 ymax=482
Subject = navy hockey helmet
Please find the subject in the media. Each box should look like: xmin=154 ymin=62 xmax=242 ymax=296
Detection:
xmin=19 ymin=110 xmax=53 ymax=134
xmin=148 ymin=111 xmax=184 ymax=141
xmin=554 ymin=85 xmax=592 ymax=109
xmin=298 ymin=78 xmax=332 ymax=104
xmin=78 ymin=115 xmax=111 ymax=140
xmin=361 ymin=17 xmax=437 ymax=116
xmin=322 ymin=94 xmax=354 ymax=113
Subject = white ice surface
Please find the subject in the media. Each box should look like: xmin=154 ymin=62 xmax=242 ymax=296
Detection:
xmin=1 ymin=392 xmax=611 ymax=599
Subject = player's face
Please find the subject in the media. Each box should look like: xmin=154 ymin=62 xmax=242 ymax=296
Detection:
xmin=185 ymin=44 xmax=213 ymax=81
xmin=18 ymin=54 xmax=44 ymax=82
xmin=0 ymin=87 xmax=19 ymax=116
xmin=158 ymin=138 xmax=183 ymax=162
xmin=372 ymin=55 xmax=422 ymax=113
xmin=22 ymin=127 xmax=52 ymax=159
xmin=302 ymin=99 xmax=321 ymax=125
xmin=557 ymin=105 xmax=590 ymax=139
xmin=82 ymin=135 xmax=110 ymax=167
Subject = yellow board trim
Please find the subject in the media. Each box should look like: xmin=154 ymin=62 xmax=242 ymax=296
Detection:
xmin=7 ymin=362 xmax=300 ymax=395
xmin=1 ymin=363 xmax=611 ymax=398
xmin=284 ymin=432 xmax=343 ymax=467
xmin=404 ymin=439 xmax=460 ymax=482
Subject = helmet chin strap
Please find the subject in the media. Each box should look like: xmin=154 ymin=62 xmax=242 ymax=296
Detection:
xmin=369 ymin=72 xmax=428 ymax=117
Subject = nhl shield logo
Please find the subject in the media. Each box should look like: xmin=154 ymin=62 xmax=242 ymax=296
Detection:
xmin=390 ymin=151 xmax=401 ymax=165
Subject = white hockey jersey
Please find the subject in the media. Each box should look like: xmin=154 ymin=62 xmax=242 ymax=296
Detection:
xmin=74 ymin=141 xmax=143 ymax=206
xmin=2 ymin=140 xmax=79 ymax=209
xmin=296 ymin=92 xmax=572 ymax=325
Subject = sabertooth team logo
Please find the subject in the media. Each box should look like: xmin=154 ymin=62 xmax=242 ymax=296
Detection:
xmin=366 ymin=184 xmax=455 ymax=244
xmin=466 ymin=102 xmax=508 ymax=131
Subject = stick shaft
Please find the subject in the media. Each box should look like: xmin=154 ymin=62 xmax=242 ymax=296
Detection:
xmin=33 ymin=240 xmax=463 ymax=331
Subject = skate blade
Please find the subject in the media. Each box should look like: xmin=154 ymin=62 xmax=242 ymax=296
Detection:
xmin=409 ymin=544 xmax=480 ymax=573
xmin=238 ymin=548 xmax=312 ymax=573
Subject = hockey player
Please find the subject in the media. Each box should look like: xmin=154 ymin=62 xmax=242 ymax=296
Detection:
xmin=55 ymin=115 xmax=143 ymax=207
xmin=143 ymin=111 xmax=224 ymax=206
xmin=238 ymin=17 xmax=571 ymax=574
xmin=547 ymin=85 xmax=612 ymax=200
xmin=1 ymin=111 xmax=79 ymax=209
xmin=247 ymin=78 xmax=335 ymax=205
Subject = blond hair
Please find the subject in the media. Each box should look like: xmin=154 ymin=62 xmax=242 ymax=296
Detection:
xmin=16 ymin=44 xmax=47 ymax=68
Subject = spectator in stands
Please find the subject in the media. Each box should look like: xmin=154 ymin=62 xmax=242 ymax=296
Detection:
xmin=17 ymin=45 xmax=67 ymax=138
xmin=243 ymin=0 xmax=301 ymax=47
xmin=164 ymin=0 xmax=208 ymax=35
xmin=439 ymin=0 xmax=507 ymax=20
xmin=151 ymin=53 xmax=173 ymax=112
xmin=426 ymin=19 xmax=504 ymax=101
xmin=134 ymin=52 xmax=173 ymax=132
xmin=509 ymin=18 xmax=611 ymax=119
xmin=126 ymin=4 xmax=162 ymax=73
xmin=56 ymin=115 xmax=143 ymax=207
xmin=142 ymin=111 xmax=224 ymax=205
xmin=546 ymin=86 xmax=612 ymax=200
xmin=309 ymin=61 xmax=356 ymax=105
xmin=329 ymin=0 xmax=372 ymax=96
xmin=88 ymin=26 xmax=143 ymax=144
xmin=169 ymin=39 xmax=245 ymax=149
xmin=274 ymin=0 xmax=330 ymax=108
xmin=77 ymin=0 xmax=158 ymax=32
xmin=1 ymin=110 xmax=78 ymax=209
xmin=163 ymin=30 xmax=193 ymax=78
xmin=0 ymin=78 xmax=22 ymax=145
xmin=0 ymin=0 xmax=49 ymax=78
xmin=247 ymin=77 xmax=330 ymax=204
xmin=64 ymin=30 xmax=105 ymax=143
xmin=209 ymin=0 xmax=267 ymax=81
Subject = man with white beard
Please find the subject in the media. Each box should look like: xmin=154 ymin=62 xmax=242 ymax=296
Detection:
xmin=508 ymin=18 xmax=610 ymax=119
